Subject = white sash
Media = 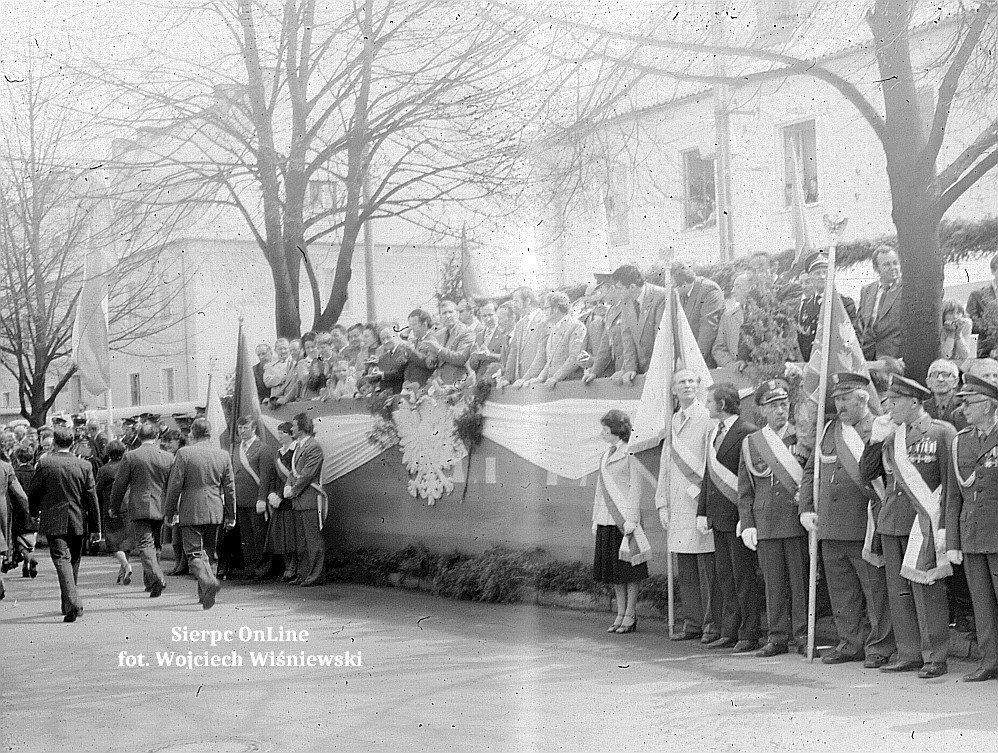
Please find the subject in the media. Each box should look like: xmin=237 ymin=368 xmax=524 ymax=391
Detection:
xmin=839 ymin=423 xmax=885 ymax=568
xmin=890 ymin=425 xmax=951 ymax=585
xmin=761 ymin=425 xmax=804 ymax=486
xmin=238 ymin=441 xmax=261 ymax=486
xmin=705 ymin=426 xmax=738 ymax=503
xmin=598 ymin=449 xmax=652 ymax=566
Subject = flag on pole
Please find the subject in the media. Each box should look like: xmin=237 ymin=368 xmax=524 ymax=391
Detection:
xmin=801 ymin=288 xmax=871 ymax=405
xmin=205 ymin=373 xmax=228 ymax=451
xmin=228 ymin=319 xmax=261 ymax=450
xmin=789 ymin=140 xmax=813 ymax=269
xmin=629 ymin=291 xmax=714 ymax=455
xmin=72 ymin=246 xmax=111 ymax=396
xmin=460 ymin=225 xmax=486 ymax=300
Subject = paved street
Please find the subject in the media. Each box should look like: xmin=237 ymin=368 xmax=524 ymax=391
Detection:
xmin=2 ymin=555 xmax=997 ymax=752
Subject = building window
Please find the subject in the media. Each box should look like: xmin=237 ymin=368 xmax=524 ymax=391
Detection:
xmin=128 ymin=372 xmax=142 ymax=406
xmin=159 ymin=285 xmax=173 ymax=323
xmin=1 ymin=391 xmax=10 ymax=408
xmin=682 ymin=150 xmax=717 ymax=230
xmin=782 ymin=120 xmax=818 ymax=209
xmin=161 ymin=367 xmax=176 ymax=403
xmin=605 ymin=166 xmax=630 ymax=247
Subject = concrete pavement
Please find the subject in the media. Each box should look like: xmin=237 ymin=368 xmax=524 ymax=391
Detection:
xmin=2 ymin=555 xmax=997 ymax=752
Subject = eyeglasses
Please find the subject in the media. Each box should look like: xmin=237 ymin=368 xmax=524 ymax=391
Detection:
xmin=927 ymin=371 xmax=957 ymax=378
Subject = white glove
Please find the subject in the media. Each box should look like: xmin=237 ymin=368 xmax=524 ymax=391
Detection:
xmin=283 ymin=485 xmax=293 ymax=498
xmin=267 ymin=492 xmax=281 ymax=508
xmin=934 ymin=528 xmax=947 ymax=553
xmin=870 ymin=415 xmax=895 ymax=443
xmin=696 ymin=516 xmax=710 ymax=535
xmin=799 ymin=512 xmax=818 ymax=533
xmin=740 ymin=527 xmax=758 ymax=551
xmin=658 ymin=508 xmax=669 ymax=531
xmin=255 ymin=500 xmax=266 ymax=514
xmin=623 ymin=520 xmax=637 ymax=535
xmin=947 ymin=549 xmax=964 ymax=565
xmin=735 ymin=520 xmax=742 ymax=537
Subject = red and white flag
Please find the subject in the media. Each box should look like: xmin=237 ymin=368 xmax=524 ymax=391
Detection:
xmin=72 ymin=246 xmax=110 ymax=396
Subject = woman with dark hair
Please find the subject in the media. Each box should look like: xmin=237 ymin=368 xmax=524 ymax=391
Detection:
xmin=940 ymin=298 xmax=973 ymax=364
xmin=592 ymin=409 xmax=649 ymax=634
xmin=354 ymin=324 xmax=382 ymax=377
xmin=96 ymin=440 xmax=132 ymax=584
xmin=262 ymin=421 xmax=302 ymax=582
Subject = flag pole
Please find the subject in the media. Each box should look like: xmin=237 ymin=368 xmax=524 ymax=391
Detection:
xmin=806 ymin=216 xmax=845 ymax=661
xmin=663 ymin=263 xmax=675 ymax=640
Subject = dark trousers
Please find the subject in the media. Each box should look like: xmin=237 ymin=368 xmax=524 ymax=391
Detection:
xmin=881 ymin=534 xmax=949 ymax=664
xmin=236 ymin=507 xmax=268 ymax=571
xmin=948 ymin=561 xmax=974 ymax=622
xmin=294 ymin=509 xmax=325 ymax=586
xmin=676 ymin=552 xmax=721 ymax=635
xmin=757 ymin=536 xmax=808 ymax=646
xmin=133 ymin=519 xmax=164 ymax=589
xmin=49 ymin=534 xmax=83 ymax=615
xmin=713 ymin=529 xmax=761 ymax=641
xmin=964 ymin=552 xmax=998 ymax=671
xmin=181 ymin=525 xmax=220 ymax=603
xmin=821 ymin=539 xmax=896 ymax=659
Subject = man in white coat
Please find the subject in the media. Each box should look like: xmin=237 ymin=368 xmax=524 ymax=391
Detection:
xmin=658 ymin=368 xmax=722 ymax=642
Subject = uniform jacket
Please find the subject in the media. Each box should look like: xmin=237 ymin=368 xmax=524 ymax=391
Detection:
xmin=503 ymin=309 xmax=549 ymax=381
xmin=861 ymin=414 xmax=955 ymax=536
xmin=663 ymin=400 xmax=714 ymax=554
xmin=163 ymin=442 xmax=236 ymax=526
xmin=858 ymin=280 xmax=903 ymax=360
xmin=797 ymin=293 xmax=858 ymax=361
xmin=966 ymin=283 xmax=997 ymax=358
xmin=109 ymin=441 xmax=176 ymax=521
xmin=947 ymin=426 xmax=998 ymax=553
xmin=697 ymin=416 xmax=757 ymax=532
xmin=287 ymin=436 xmax=325 ymax=512
xmin=738 ymin=425 xmax=807 ymax=539
xmin=524 ymin=314 xmax=585 ymax=382
xmin=620 ymin=283 xmax=669 ymax=374
xmin=925 ymin=393 xmax=967 ymax=431
xmin=0 ymin=459 xmax=29 ymax=552
xmin=233 ymin=437 xmax=275 ymax=508
xmin=799 ymin=414 xmax=879 ymax=541
xmin=433 ymin=322 xmax=476 ymax=385
xmin=681 ymin=277 xmax=724 ymax=368
xmin=28 ymin=451 xmax=100 ymax=537
xmin=590 ymin=305 xmax=638 ymax=378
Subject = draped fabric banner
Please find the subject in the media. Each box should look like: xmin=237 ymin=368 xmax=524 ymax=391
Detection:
xmin=259 ymin=411 xmax=394 ymax=485
xmin=481 ymin=398 xmax=639 ymax=480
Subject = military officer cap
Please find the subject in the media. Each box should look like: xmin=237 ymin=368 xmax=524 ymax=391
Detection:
xmin=884 ymin=374 xmax=931 ymax=401
xmin=121 ymin=417 xmax=137 ymax=427
xmin=51 ymin=416 xmax=69 ymax=427
xmin=755 ymin=379 xmax=790 ymax=406
xmin=831 ymin=371 xmax=870 ymax=397
xmin=804 ymin=251 xmax=829 ymax=273
xmin=72 ymin=416 xmax=87 ymax=428
xmin=957 ymin=373 xmax=998 ymax=402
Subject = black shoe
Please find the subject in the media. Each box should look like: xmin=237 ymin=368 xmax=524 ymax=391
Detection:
xmin=756 ymin=642 xmax=788 ymax=658
xmin=822 ymin=649 xmax=862 ymax=665
xmin=880 ymin=658 xmax=923 ymax=673
xmin=863 ymin=655 xmax=890 ymax=669
xmin=169 ymin=566 xmax=189 ymax=577
xmin=963 ymin=667 xmax=998 ymax=682
xmin=700 ymin=633 xmax=721 ymax=645
xmin=201 ymin=582 xmax=221 ymax=610
xmin=299 ymin=580 xmax=324 ymax=588
xmin=63 ymin=608 xmax=80 ymax=623
xmin=732 ymin=639 xmax=759 ymax=654
xmin=670 ymin=631 xmax=703 ymax=642
xmin=706 ymin=636 xmax=737 ymax=650
xmin=149 ymin=580 xmax=166 ymax=598
xmin=918 ymin=662 xmax=947 ymax=679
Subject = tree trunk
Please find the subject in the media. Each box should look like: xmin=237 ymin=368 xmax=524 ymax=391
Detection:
xmin=313 ymin=227 xmax=359 ymax=332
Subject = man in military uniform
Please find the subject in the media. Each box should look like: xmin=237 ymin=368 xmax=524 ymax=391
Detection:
xmin=738 ymin=380 xmax=809 ymax=656
xmin=799 ymin=372 xmax=896 ymax=667
xmin=946 ymin=374 xmax=998 ymax=681
xmin=862 ymin=375 xmax=955 ymax=678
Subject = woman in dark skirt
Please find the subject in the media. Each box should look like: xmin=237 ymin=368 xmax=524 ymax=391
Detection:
xmin=592 ymin=409 xmax=650 ymax=634
xmin=96 ymin=440 xmax=132 ymax=584
xmin=263 ymin=422 xmax=302 ymax=582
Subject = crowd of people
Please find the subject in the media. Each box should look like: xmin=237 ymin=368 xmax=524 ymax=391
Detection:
xmin=0 ymin=410 xmax=326 ymax=619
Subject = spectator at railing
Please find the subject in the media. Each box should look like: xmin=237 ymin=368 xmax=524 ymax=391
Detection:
xmin=712 ymin=272 xmax=754 ymax=372
xmin=940 ymin=298 xmax=974 ymax=364
xmin=399 ymin=309 xmax=437 ymax=387
xmin=517 ymin=291 xmax=586 ymax=388
xmin=500 ymin=286 xmax=549 ymax=383
xmin=673 ymin=264 xmax=724 ymax=368
xmin=582 ymin=285 xmax=638 ymax=384
xmin=610 ymin=264 xmax=668 ymax=379
xmin=427 ymin=300 xmax=476 ymax=385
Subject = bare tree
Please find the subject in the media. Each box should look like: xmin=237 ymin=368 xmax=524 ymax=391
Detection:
xmin=486 ymin=0 xmax=998 ymax=380
xmin=92 ymin=0 xmax=534 ymax=338
xmin=0 ymin=68 xmax=193 ymax=425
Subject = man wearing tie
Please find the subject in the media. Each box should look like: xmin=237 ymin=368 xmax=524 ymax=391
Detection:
xmin=697 ymin=382 xmax=760 ymax=652
xmin=233 ymin=416 xmax=275 ymax=579
xmin=660 ymin=368 xmax=721 ymax=643
xmin=427 ymin=300 xmax=476 ymax=385
xmin=946 ymin=374 xmax=998 ymax=681
xmin=609 ymin=264 xmax=669 ymax=381
xmin=285 ymin=412 xmax=327 ymax=587
xmin=858 ymin=246 xmax=903 ymax=361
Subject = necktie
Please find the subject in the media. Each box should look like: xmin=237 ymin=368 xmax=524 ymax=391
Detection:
xmin=633 ymin=300 xmax=640 ymax=319
xmin=871 ymin=284 xmax=890 ymax=323
xmin=714 ymin=423 xmax=726 ymax=452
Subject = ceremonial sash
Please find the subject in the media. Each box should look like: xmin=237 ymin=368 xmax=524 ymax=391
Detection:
xmin=831 ymin=422 xmax=885 ymax=568
xmin=238 ymin=442 xmax=261 ymax=485
xmin=705 ymin=426 xmax=738 ymax=504
xmin=744 ymin=426 xmax=803 ymax=494
xmin=598 ymin=449 xmax=652 ymax=566
xmin=290 ymin=438 xmax=330 ymax=532
xmin=887 ymin=426 xmax=952 ymax=585
xmin=671 ymin=427 xmax=705 ymax=501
